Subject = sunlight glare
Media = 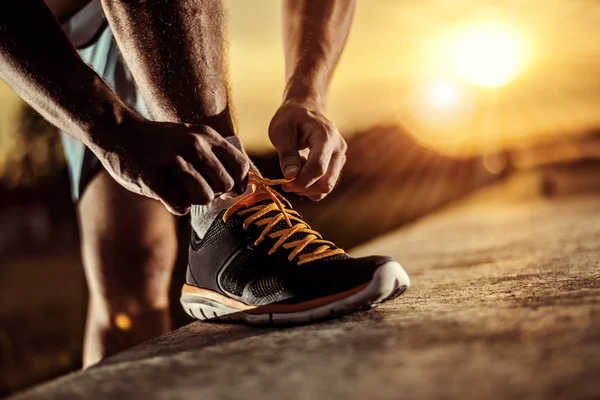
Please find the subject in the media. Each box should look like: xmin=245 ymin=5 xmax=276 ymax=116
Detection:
xmin=450 ymin=22 xmax=527 ymax=88
xmin=426 ymin=79 xmax=461 ymax=110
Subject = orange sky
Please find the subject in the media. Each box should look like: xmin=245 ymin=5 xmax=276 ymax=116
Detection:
xmin=226 ymin=0 xmax=600 ymax=154
xmin=2 ymin=0 xmax=600 ymax=158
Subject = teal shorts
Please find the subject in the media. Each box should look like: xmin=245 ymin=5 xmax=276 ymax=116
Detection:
xmin=60 ymin=0 xmax=149 ymax=201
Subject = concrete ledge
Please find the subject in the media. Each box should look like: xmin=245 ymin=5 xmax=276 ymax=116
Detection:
xmin=14 ymin=167 xmax=600 ymax=399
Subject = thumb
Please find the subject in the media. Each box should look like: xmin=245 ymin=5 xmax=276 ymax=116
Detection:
xmin=270 ymin=127 xmax=302 ymax=179
xmin=280 ymin=150 xmax=302 ymax=179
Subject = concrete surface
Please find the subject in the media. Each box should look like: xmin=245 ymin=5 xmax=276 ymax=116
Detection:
xmin=13 ymin=165 xmax=600 ymax=400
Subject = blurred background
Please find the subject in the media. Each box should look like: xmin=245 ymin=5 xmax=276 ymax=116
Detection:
xmin=2 ymin=0 xmax=600 ymax=395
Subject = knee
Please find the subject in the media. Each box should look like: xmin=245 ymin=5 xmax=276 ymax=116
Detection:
xmin=78 ymin=171 xmax=178 ymax=317
xmin=83 ymin=229 xmax=178 ymax=313
xmin=100 ymin=233 xmax=176 ymax=278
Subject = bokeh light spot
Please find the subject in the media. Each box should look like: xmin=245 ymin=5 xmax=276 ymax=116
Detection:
xmin=114 ymin=313 xmax=132 ymax=331
xmin=483 ymin=152 xmax=508 ymax=174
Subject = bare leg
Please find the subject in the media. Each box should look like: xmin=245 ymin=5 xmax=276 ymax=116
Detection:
xmin=79 ymin=171 xmax=177 ymax=367
xmin=100 ymin=0 xmax=235 ymax=133
xmin=79 ymin=1 xmax=240 ymax=366
xmin=101 ymin=0 xmax=256 ymax=237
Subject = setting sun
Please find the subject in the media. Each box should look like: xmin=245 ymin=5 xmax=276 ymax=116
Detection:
xmin=449 ymin=22 xmax=527 ymax=88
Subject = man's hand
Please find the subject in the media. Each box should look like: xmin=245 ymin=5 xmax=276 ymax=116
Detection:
xmin=269 ymin=101 xmax=347 ymax=201
xmin=97 ymin=117 xmax=249 ymax=215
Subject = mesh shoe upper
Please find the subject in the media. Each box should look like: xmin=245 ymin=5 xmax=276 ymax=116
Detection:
xmin=187 ymin=173 xmax=393 ymax=306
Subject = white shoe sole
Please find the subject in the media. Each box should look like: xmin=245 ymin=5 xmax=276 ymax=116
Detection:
xmin=180 ymin=261 xmax=410 ymax=326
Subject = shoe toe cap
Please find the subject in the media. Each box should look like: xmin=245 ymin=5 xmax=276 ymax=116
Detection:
xmin=288 ymin=254 xmax=406 ymax=299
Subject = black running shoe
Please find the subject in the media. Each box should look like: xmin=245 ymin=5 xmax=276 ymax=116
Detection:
xmin=180 ymin=172 xmax=410 ymax=325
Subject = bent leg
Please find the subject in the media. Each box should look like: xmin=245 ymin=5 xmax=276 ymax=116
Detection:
xmin=101 ymin=0 xmax=263 ymax=239
xmin=78 ymin=171 xmax=177 ymax=367
xmin=101 ymin=0 xmax=234 ymax=131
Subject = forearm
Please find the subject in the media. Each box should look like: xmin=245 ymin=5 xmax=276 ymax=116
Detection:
xmin=0 ymin=0 xmax=137 ymax=154
xmin=282 ymin=0 xmax=355 ymax=109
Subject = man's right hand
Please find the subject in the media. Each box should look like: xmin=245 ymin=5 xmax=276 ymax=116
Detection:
xmin=95 ymin=118 xmax=249 ymax=215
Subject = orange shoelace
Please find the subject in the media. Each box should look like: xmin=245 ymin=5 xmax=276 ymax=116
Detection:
xmin=222 ymin=171 xmax=345 ymax=265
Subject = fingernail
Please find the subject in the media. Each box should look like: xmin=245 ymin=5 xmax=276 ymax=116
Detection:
xmin=284 ymin=165 xmax=299 ymax=178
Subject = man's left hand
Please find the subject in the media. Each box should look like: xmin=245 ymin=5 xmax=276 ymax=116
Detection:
xmin=269 ymin=101 xmax=347 ymax=201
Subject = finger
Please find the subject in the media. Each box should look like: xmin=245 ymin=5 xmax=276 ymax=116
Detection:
xmin=189 ymin=152 xmax=235 ymax=196
xmin=300 ymin=152 xmax=346 ymax=197
xmin=211 ymin=138 xmax=250 ymax=195
xmin=291 ymin=140 xmax=333 ymax=192
xmin=306 ymin=194 xmax=327 ymax=202
xmin=148 ymin=174 xmax=191 ymax=215
xmin=172 ymin=155 xmax=218 ymax=204
xmin=161 ymin=201 xmax=190 ymax=216
xmin=282 ymin=154 xmax=307 ymax=192
xmin=176 ymin=168 xmax=215 ymax=206
xmin=269 ymin=119 xmax=303 ymax=179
